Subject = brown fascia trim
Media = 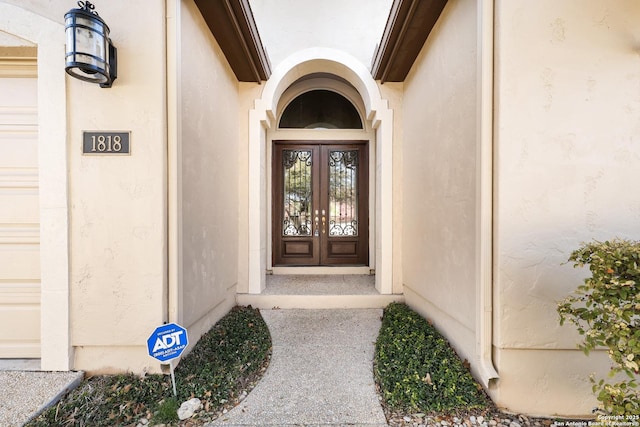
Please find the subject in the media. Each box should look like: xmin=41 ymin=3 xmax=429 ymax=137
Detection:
xmin=194 ymin=0 xmax=271 ymax=83
xmin=371 ymin=0 xmax=448 ymax=83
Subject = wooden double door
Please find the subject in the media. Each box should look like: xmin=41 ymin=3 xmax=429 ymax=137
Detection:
xmin=273 ymin=141 xmax=369 ymax=266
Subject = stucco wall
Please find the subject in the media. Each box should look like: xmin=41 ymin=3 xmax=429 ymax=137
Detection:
xmin=0 ymin=0 xmax=62 ymax=23
xmin=401 ymin=0 xmax=479 ymax=365
xmin=62 ymin=1 xmax=168 ymax=373
xmin=1 ymin=0 xmax=248 ymax=373
xmin=0 ymin=1 xmax=70 ymax=370
xmin=493 ymin=0 xmax=640 ymax=416
xmin=177 ymin=0 xmax=239 ymax=346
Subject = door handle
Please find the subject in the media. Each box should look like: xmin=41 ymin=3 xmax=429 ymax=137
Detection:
xmin=314 ymin=214 xmax=319 ymax=236
xmin=322 ymin=214 xmax=326 ymax=234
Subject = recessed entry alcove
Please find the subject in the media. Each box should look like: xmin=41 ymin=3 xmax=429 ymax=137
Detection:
xmin=243 ymin=50 xmax=396 ymax=300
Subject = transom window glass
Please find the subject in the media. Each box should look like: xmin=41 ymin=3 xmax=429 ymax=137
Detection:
xmin=279 ymin=90 xmax=363 ymax=129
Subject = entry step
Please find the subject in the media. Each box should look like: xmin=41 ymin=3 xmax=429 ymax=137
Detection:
xmin=237 ymin=275 xmax=404 ymax=309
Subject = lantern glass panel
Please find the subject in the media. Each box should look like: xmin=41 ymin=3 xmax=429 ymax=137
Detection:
xmin=75 ymin=26 xmax=105 ymax=58
xmin=77 ymin=15 xmax=104 ymax=32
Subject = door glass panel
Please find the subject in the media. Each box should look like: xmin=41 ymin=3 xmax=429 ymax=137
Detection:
xmin=282 ymin=149 xmax=312 ymax=236
xmin=328 ymin=150 xmax=358 ymax=236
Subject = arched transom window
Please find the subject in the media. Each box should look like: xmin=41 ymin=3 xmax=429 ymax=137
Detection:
xmin=279 ymin=89 xmax=363 ymax=129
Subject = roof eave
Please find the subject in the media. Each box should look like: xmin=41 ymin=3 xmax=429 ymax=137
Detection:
xmin=194 ymin=0 xmax=271 ymax=83
xmin=371 ymin=0 xmax=448 ymax=83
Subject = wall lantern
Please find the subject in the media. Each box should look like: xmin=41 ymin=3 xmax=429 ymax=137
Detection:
xmin=64 ymin=1 xmax=117 ymax=88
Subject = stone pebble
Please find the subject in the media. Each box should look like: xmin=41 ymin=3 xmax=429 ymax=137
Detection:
xmin=386 ymin=410 xmax=583 ymax=427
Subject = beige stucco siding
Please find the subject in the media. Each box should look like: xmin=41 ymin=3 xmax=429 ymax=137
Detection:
xmin=492 ymin=0 xmax=640 ymax=416
xmin=401 ymin=0 xmax=478 ymax=364
xmin=68 ymin=1 xmax=168 ymax=373
xmin=177 ymin=0 xmax=239 ymax=346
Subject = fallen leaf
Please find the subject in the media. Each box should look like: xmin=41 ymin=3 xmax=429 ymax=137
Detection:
xmin=422 ymin=373 xmax=433 ymax=385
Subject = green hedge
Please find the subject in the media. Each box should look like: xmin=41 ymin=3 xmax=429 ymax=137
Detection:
xmin=558 ymin=239 xmax=640 ymax=415
xmin=374 ymin=302 xmax=489 ymax=413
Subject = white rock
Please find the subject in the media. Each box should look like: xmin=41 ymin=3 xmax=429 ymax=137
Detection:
xmin=177 ymin=397 xmax=202 ymax=420
xmin=510 ymin=422 xmax=522 ymax=427
xmin=477 ymin=417 xmax=484 ymax=424
xmin=470 ymin=416 xmax=477 ymax=425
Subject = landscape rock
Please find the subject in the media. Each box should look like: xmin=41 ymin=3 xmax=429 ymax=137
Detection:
xmin=178 ymin=397 xmax=202 ymax=420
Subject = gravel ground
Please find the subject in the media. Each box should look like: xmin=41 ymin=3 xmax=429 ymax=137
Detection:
xmin=385 ymin=409 xmax=590 ymax=427
xmin=0 ymin=371 xmax=83 ymax=427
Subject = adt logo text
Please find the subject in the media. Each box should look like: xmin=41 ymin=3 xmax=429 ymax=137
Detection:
xmin=152 ymin=330 xmax=185 ymax=353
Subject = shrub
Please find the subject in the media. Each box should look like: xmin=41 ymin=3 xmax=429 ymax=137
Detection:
xmin=374 ymin=302 xmax=489 ymax=413
xmin=558 ymin=239 xmax=640 ymax=415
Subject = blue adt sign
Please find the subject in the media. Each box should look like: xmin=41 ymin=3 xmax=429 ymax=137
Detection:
xmin=147 ymin=323 xmax=188 ymax=363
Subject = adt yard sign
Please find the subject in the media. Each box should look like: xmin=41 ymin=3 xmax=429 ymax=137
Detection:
xmin=147 ymin=323 xmax=188 ymax=363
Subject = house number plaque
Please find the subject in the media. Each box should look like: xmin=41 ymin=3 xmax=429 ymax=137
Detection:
xmin=82 ymin=131 xmax=131 ymax=155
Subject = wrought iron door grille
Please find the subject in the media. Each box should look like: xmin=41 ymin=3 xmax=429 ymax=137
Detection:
xmin=328 ymin=150 xmax=358 ymax=236
xmin=282 ymin=149 xmax=312 ymax=236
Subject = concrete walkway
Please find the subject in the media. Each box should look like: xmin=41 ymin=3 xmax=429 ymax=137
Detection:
xmin=208 ymin=308 xmax=388 ymax=427
xmin=0 ymin=369 xmax=83 ymax=427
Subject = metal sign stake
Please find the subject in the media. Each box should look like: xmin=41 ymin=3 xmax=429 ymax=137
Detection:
xmin=169 ymin=361 xmax=177 ymax=397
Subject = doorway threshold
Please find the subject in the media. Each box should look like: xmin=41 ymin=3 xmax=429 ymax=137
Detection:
xmin=264 ymin=274 xmax=377 ymax=295
xmin=271 ymin=266 xmax=372 ymax=275
xmin=236 ymin=274 xmax=404 ymax=309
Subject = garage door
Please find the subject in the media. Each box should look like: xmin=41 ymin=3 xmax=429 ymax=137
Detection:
xmin=0 ymin=59 xmax=40 ymax=358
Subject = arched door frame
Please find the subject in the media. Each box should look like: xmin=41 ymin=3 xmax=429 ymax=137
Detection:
xmin=268 ymin=77 xmax=375 ymax=272
xmin=246 ymin=48 xmax=393 ymax=295
xmin=0 ymin=3 xmax=70 ymax=370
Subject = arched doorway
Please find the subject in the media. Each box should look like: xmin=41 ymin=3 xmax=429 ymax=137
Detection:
xmin=245 ymin=48 xmax=394 ymax=295
xmin=270 ymin=79 xmax=372 ymax=267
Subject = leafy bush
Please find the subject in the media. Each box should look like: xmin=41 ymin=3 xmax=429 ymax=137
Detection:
xmin=558 ymin=239 xmax=640 ymax=415
xmin=28 ymin=305 xmax=271 ymax=427
xmin=374 ymin=302 xmax=489 ymax=413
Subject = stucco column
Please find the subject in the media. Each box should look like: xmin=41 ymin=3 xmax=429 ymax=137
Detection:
xmin=0 ymin=3 xmax=73 ymax=370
